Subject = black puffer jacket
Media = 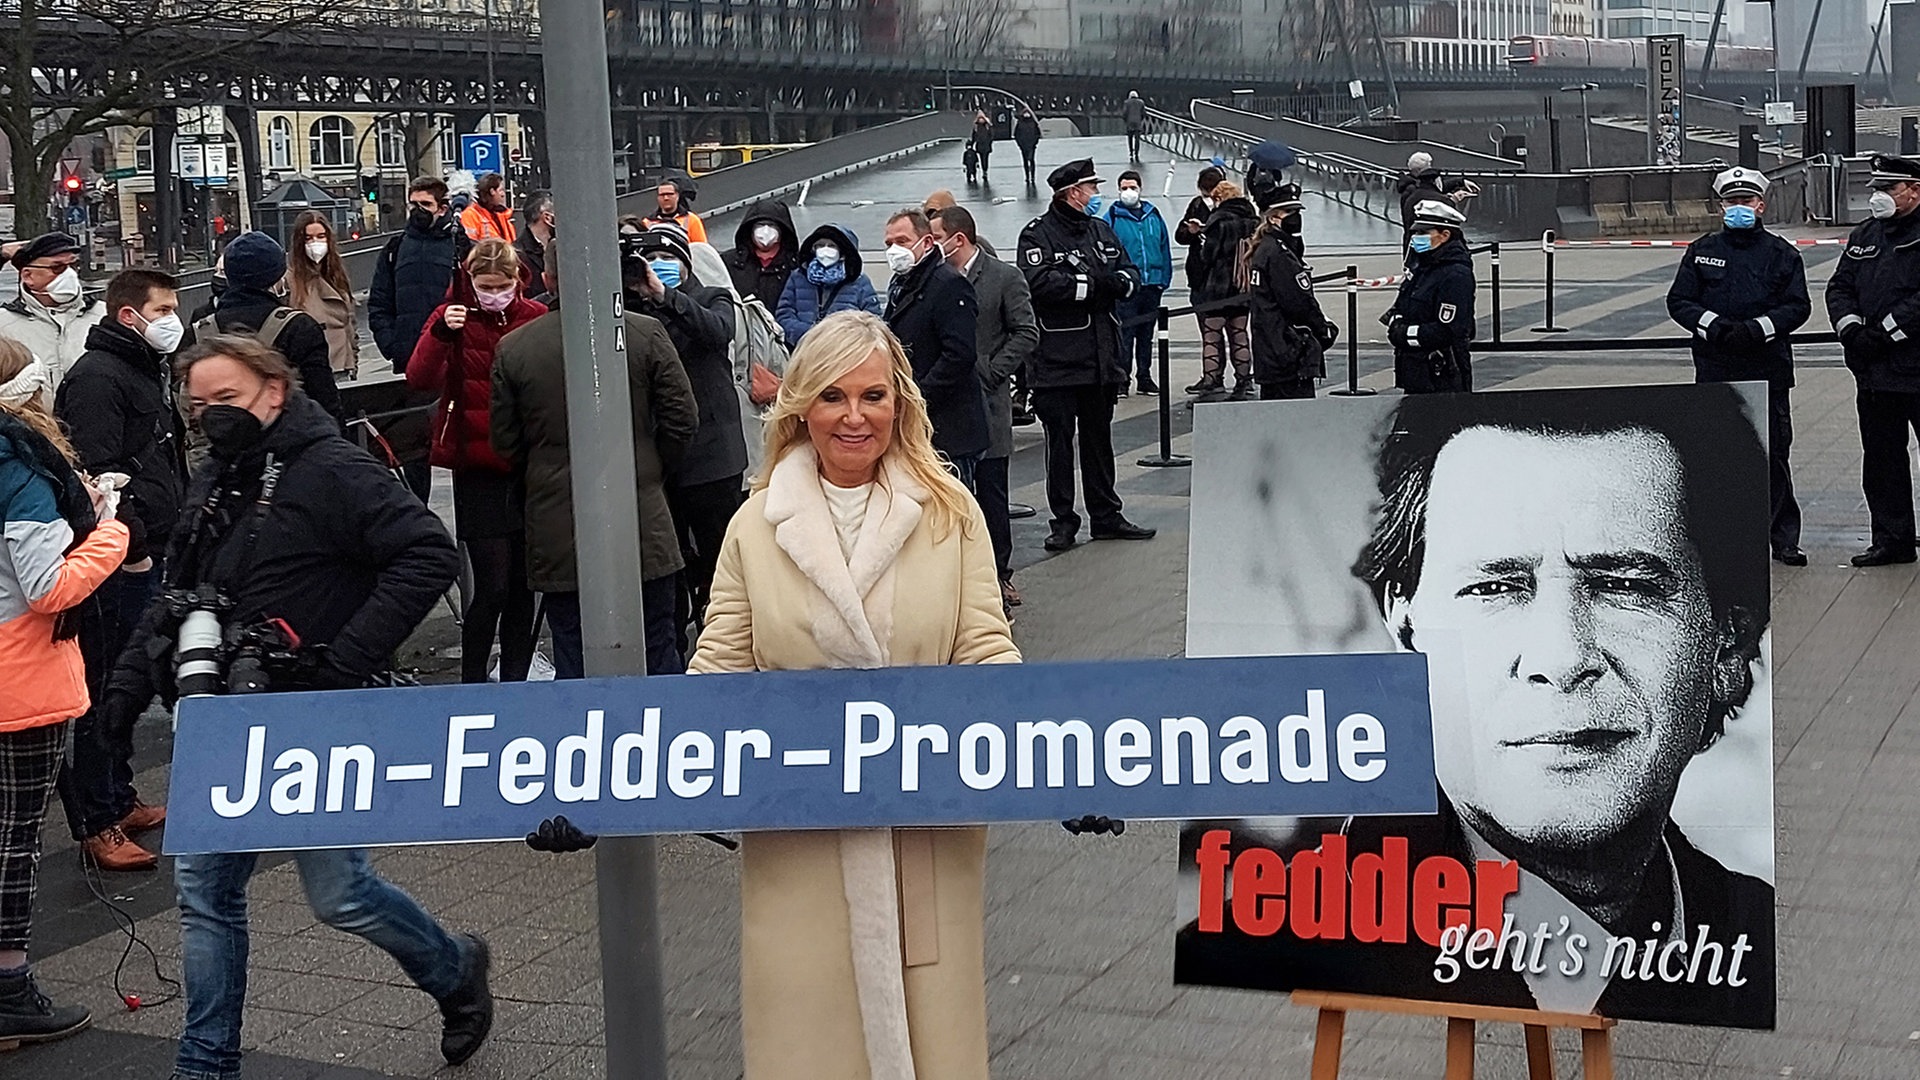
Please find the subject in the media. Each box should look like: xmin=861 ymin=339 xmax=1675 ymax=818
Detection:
xmin=110 ymin=392 xmax=460 ymax=700
xmin=1194 ymin=197 xmax=1258 ymax=311
xmin=629 ymin=274 xmax=746 ymax=488
xmin=54 ymin=320 xmax=187 ymax=564
xmin=722 ymin=200 xmax=801 ymax=311
xmin=1385 ymin=233 xmax=1477 ymax=394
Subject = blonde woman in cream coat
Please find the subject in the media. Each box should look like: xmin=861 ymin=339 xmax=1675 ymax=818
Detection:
xmin=690 ymin=309 xmax=1018 ymax=1080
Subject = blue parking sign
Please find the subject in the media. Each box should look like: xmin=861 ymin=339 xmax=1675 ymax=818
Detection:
xmin=460 ymin=133 xmax=504 ymax=174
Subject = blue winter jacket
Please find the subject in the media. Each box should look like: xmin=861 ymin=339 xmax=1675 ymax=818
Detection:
xmin=776 ymin=223 xmax=885 ymax=344
xmin=1102 ymin=199 xmax=1174 ymax=289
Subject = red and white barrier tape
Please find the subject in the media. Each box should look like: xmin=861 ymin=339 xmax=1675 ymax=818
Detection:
xmin=1350 ymin=273 xmax=1406 ymax=288
xmin=1552 ymin=237 xmax=1846 ymax=248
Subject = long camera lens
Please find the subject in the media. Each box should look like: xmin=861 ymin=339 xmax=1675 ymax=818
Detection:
xmin=175 ymin=609 xmax=226 ymax=697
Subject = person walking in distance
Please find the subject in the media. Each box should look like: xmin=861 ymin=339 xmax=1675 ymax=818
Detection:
xmin=1666 ymin=166 xmax=1811 ymax=566
xmin=405 ymin=239 xmax=546 ymax=682
xmin=286 ymin=211 xmax=360 ymax=381
xmin=1018 ymin=159 xmax=1156 ymax=553
xmin=1101 ymin=170 xmax=1174 ymax=396
xmin=1014 ymin=108 xmax=1042 ymax=185
xmin=970 ymin=112 xmax=996 ymax=183
xmin=50 ymin=270 xmax=189 ymax=871
xmin=0 ymin=338 xmax=130 ymax=1051
xmin=1384 ymin=200 xmax=1476 ymax=395
xmin=932 ymin=206 xmax=1038 ymax=617
xmin=1122 ymin=90 xmax=1147 ymax=162
xmin=1242 ymin=190 xmax=1337 ymax=400
xmin=1829 ymin=154 xmax=1920 ymax=567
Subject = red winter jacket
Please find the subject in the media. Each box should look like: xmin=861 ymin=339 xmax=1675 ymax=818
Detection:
xmin=405 ymin=283 xmax=546 ymax=473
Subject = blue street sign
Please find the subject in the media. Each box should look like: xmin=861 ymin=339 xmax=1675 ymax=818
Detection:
xmin=163 ymin=654 xmax=1438 ymax=854
xmin=460 ymin=132 xmax=504 ymax=174
xmin=65 ymin=205 xmax=87 ymax=226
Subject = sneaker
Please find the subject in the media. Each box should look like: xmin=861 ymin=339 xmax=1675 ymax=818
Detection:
xmin=82 ymin=826 xmax=157 ymax=872
xmin=0 ymin=971 xmax=90 ymax=1051
xmin=118 ymin=798 xmax=167 ymax=833
xmin=1229 ymin=382 xmax=1255 ymax=401
xmin=1137 ymin=379 xmax=1160 ymax=396
xmin=1090 ymin=519 xmax=1157 ymax=542
xmin=438 ymin=933 xmax=494 ymax=1065
xmin=1184 ymin=376 xmax=1218 ymax=395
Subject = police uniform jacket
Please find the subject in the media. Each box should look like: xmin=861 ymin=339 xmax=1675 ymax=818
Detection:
xmin=1386 ymin=232 xmax=1476 ymax=393
xmin=1018 ymin=200 xmax=1141 ymax=389
xmin=1827 ymin=211 xmax=1920 ymax=394
xmin=1666 ymin=226 xmax=1810 ymax=386
xmin=1246 ymin=234 xmax=1330 ymax=385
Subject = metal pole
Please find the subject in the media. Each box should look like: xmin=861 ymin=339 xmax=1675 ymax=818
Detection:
xmin=541 ymin=8 xmax=669 ymax=1080
xmin=1795 ymin=0 xmax=1826 ymax=96
xmin=1581 ymin=90 xmax=1593 ymax=169
xmin=484 ymin=0 xmax=499 ymax=137
xmin=1533 ymin=230 xmax=1568 ymax=333
xmin=1489 ymin=241 xmax=1502 ymax=344
xmin=1137 ymin=307 xmax=1191 ymax=468
xmin=1330 ymin=264 xmax=1374 ymax=396
xmin=1769 ymin=1 xmax=1785 ymax=155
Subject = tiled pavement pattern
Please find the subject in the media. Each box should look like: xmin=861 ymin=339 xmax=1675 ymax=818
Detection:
xmin=16 ymin=141 xmax=1920 ymax=1077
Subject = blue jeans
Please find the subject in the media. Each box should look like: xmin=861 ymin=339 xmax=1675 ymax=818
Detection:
xmin=173 ymin=848 xmax=467 ymax=1080
xmin=1114 ymin=285 xmax=1164 ymax=385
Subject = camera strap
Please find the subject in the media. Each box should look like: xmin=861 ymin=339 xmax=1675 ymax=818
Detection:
xmin=173 ymin=452 xmax=282 ymax=592
xmin=231 ymin=453 xmax=282 ymax=583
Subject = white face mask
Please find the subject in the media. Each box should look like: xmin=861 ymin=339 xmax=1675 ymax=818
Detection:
xmin=136 ymin=311 xmax=185 ymax=354
xmin=304 ymin=239 xmax=329 ymax=263
xmin=1870 ymin=190 xmax=1899 ymax=220
xmin=814 ymin=244 xmax=841 ymax=267
xmin=44 ymin=267 xmax=82 ymax=304
xmin=884 ymin=243 xmax=917 ymax=275
xmin=1118 ymin=188 xmax=1142 ymax=207
xmin=752 ymin=224 xmax=781 ymax=249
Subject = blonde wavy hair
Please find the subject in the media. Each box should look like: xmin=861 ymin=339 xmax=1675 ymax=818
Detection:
xmin=757 ymin=311 xmax=977 ymax=539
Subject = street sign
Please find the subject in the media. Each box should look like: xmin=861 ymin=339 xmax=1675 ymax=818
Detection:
xmin=461 ymin=132 xmax=504 ymax=174
xmin=65 ymin=205 xmax=87 ymax=227
xmin=178 ymin=143 xmax=230 ymax=186
xmin=1763 ymin=101 xmax=1795 ymax=126
xmin=104 ymin=166 xmax=138 ymax=181
xmin=510 ymin=147 xmax=525 ymax=163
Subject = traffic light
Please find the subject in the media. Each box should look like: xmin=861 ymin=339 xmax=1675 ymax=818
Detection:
xmin=361 ymin=174 xmax=380 ymax=203
xmin=61 ymin=173 xmax=84 ymax=203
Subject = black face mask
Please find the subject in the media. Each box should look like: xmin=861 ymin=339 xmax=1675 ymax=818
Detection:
xmin=200 ymin=405 xmax=265 ymax=459
xmin=408 ymin=206 xmax=439 ymax=232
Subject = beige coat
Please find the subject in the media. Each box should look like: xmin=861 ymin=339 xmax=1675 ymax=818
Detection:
xmin=294 ymin=276 xmax=358 ymax=375
xmin=690 ymin=443 xmax=1019 ymax=1080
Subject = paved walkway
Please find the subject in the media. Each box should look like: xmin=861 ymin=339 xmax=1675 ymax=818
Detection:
xmin=17 ymin=139 xmax=1920 ymax=1079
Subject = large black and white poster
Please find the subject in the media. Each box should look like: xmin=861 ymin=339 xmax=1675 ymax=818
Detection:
xmin=1174 ymin=384 xmax=1777 ymax=1030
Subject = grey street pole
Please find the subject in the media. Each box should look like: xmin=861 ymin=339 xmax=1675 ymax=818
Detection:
xmin=539 ymin=7 xmax=671 ymax=1080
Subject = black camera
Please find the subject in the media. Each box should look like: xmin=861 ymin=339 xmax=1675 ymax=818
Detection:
xmin=161 ymin=585 xmax=304 ymax=696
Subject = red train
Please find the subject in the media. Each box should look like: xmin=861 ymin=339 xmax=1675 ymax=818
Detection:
xmin=1507 ymin=35 xmax=1774 ymax=72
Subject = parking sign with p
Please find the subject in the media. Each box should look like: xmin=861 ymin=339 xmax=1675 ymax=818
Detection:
xmin=460 ymin=133 xmax=504 ymax=174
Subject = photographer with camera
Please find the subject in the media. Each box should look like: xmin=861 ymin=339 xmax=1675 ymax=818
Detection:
xmin=99 ymin=335 xmax=493 ymax=1079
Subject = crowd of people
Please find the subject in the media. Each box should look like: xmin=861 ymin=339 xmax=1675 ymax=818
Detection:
xmin=1 ymin=130 xmax=1919 ymax=1076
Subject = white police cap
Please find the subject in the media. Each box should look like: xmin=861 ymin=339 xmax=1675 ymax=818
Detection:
xmin=1409 ymin=199 xmax=1468 ymax=231
xmin=1712 ymin=166 xmax=1767 ymax=199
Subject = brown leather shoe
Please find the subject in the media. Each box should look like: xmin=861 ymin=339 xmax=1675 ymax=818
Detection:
xmin=82 ymin=826 xmax=157 ymax=871
xmin=118 ymin=799 xmax=166 ymax=833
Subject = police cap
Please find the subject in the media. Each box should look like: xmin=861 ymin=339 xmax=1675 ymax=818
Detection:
xmin=1409 ymin=199 xmax=1467 ymax=232
xmin=1869 ymin=154 xmax=1920 ymax=188
xmin=1048 ymin=158 xmax=1103 ymax=193
xmin=1712 ymin=166 xmax=1767 ymax=199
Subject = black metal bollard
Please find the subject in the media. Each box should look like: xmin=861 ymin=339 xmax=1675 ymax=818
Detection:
xmin=1490 ymin=240 xmax=1503 ymax=344
xmin=1138 ymin=306 xmax=1191 ymax=468
xmin=1330 ymin=263 xmax=1375 ymax=397
xmin=1533 ymin=229 xmax=1568 ymax=334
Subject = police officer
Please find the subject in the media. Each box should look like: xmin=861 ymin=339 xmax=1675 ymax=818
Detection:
xmin=1019 ymin=158 xmax=1155 ymax=552
xmin=1830 ymin=154 xmax=1920 ymax=567
xmin=1384 ymin=200 xmax=1475 ymax=394
xmin=1666 ymin=165 xmax=1812 ymax=566
xmin=1245 ymin=186 xmax=1336 ymax=400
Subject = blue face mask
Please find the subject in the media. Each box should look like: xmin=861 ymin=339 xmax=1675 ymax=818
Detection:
xmin=1409 ymin=233 xmax=1434 ymax=254
xmin=649 ymin=258 xmax=682 ymax=288
xmin=1723 ymin=204 xmax=1758 ymax=229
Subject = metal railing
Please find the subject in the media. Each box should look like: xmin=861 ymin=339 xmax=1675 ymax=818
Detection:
xmin=1138 ymin=108 xmax=1402 ymax=227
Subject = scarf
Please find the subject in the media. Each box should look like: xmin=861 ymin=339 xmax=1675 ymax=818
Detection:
xmin=0 ymin=408 xmax=97 ymax=641
xmin=806 ymin=258 xmax=849 ymax=287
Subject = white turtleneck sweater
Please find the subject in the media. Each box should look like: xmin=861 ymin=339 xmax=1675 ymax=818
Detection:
xmin=821 ymin=480 xmax=873 ymax=561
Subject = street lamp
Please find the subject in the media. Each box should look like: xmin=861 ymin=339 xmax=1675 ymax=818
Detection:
xmin=1560 ymin=82 xmax=1598 ymax=169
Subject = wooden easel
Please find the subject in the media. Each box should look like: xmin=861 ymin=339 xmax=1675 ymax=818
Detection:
xmin=1294 ymin=991 xmax=1616 ymax=1080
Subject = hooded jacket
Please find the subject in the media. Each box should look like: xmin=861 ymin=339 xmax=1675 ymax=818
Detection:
xmin=0 ymin=291 xmax=105 ymax=389
xmin=1194 ymin=197 xmax=1259 ymax=310
xmin=369 ymin=211 xmax=468 ymax=367
xmin=1385 ymin=232 xmax=1477 ymax=393
xmin=723 ymin=200 xmax=801 ymax=311
xmin=0 ymin=411 xmax=129 ymax=732
xmin=110 ymin=393 xmax=460 ymax=700
xmin=492 ymin=308 xmax=699 ymax=591
xmin=776 ymin=224 xmax=884 ymax=345
xmin=1102 ymin=197 xmax=1174 ymax=289
xmin=404 ymin=274 xmax=547 ymax=473
xmin=54 ymin=320 xmax=188 ymax=565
